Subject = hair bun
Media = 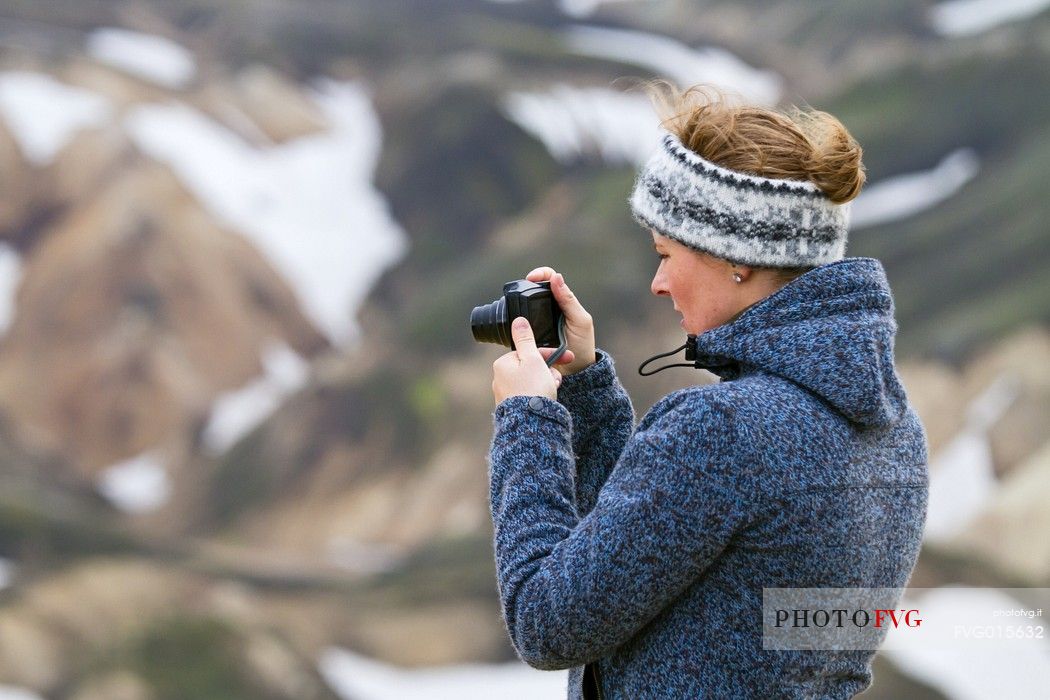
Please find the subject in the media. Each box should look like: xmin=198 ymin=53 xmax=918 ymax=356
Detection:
xmin=794 ymin=109 xmax=866 ymax=204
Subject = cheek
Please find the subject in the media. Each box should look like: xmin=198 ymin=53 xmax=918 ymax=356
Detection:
xmin=670 ymin=263 xmax=724 ymax=325
xmin=667 ymin=263 xmax=695 ymax=303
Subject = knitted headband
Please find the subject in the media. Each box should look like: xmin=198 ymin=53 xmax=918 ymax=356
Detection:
xmin=629 ymin=131 xmax=850 ymax=268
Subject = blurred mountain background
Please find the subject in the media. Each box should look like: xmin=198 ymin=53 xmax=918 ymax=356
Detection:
xmin=0 ymin=0 xmax=1047 ymax=698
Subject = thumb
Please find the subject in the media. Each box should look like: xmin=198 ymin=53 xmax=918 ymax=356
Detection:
xmin=511 ymin=317 xmax=539 ymax=358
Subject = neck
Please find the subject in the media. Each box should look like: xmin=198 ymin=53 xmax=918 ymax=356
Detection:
xmin=728 ymin=277 xmax=788 ymax=323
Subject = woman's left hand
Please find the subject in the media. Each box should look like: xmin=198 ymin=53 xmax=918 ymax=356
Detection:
xmin=492 ymin=317 xmax=571 ymax=405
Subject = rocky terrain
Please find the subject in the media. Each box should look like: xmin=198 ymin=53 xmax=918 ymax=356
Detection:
xmin=0 ymin=0 xmax=1047 ymax=697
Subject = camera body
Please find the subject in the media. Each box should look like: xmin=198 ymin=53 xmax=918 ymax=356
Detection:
xmin=471 ymin=280 xmax=563 ymax=350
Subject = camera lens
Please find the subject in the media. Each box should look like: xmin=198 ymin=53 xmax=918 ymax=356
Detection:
xmin=470 ymin=296 xmax=511 ymax=347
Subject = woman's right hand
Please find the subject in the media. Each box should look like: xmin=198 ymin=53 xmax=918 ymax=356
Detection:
xmin=526 ymin=267 xmax=597 ymax=376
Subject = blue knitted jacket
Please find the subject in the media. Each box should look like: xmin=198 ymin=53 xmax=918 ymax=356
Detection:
xmin=488 ymin=257 xmax=928 ymax=699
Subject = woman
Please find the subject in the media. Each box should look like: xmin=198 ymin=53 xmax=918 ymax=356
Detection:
xmin=487 ymin=85 xmax=929 ymax=699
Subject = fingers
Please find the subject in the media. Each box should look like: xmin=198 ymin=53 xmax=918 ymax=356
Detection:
xmin=526 ymin=268 xmax=589 ymax=322
xmin=550 ymin=367 xmax=562 ymax=387
xmin=511 ymin=317 xmax=539 ymax=358
xmin=526 ymin=266 xmax=556 ymax=283
xmin=492 ymin=351 xmax=516 ymax=372
xmin=550 ymin=273 xmax=591 ymax=325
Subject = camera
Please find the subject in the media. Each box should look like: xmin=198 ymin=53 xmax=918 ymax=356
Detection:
xmin=470 ymin=280 xmax=564 ymax=350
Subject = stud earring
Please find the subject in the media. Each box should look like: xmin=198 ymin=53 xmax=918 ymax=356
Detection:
xmin=733 ymin=273 xmax=743 ymax=283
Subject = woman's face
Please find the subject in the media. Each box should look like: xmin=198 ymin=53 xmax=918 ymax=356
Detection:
xmin=649 ymin=231 xmax=744 ymax=335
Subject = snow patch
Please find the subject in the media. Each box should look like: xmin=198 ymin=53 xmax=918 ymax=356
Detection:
xmin=930 ymin=0 xmax=1050 ymax=37
xmin=0 ymin=687 xmax=45 ymax=700
xmin=318 ymin=647 xmax=567 ymax=700
xmin=483 ymin=0 xmax=672 ymax=20
xmin=0 ymin=243 xmax=22 ymax=336
xmin=924 ymin=375 xmax=1019 ymax=543
xmin=559 ymin=0 xmax=657 ymax=18
xmin=503 ymin=85 xmax=661 ymax=165
xmin=0 ymin=71 xmax=112 ymax=165
xmin=86 ymin=28 xmax=196 ymax=89
xmin=850 ymin=149 xmax=980 ymax=230
xmin=564 ymin=25 xmax=782 ymax=105
xmin=202 ymin=340 xmax=309 ymax=455
xmin=326 ymin=537 xmax=407 ymax=576
xmin=883 ymin=587 xmax=1050 ymax=699
xmin=124 ymin=80 xmax=407 ymax=345
xmin=0 ymin=557 xmax=14 ymax=590
xmin=97 ymin=450 xmax=171 ymax=514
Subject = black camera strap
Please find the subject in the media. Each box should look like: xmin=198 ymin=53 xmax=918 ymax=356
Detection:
xmin=637 ymin=335 xmax=699 ymax=376
xmin=544 ymin=316 xmax=569 ymax=368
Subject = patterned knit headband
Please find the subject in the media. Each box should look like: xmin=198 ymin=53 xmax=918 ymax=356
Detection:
xmin=629 ymin=131 xmax=850 ymax=268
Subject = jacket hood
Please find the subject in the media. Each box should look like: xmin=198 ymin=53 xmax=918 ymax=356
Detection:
xmin=692 ymin=257 xmax=908 ymax=428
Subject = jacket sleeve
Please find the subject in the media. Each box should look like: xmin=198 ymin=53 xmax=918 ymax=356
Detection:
xmin=488 ymin=390 xmax=753 ymax=670
xmin=556 ymin=349 xmax=635 ymax=517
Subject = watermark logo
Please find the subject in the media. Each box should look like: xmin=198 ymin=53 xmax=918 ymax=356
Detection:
xmin=772 ymin=606 xmax=923 ymax=630
xmin=763 ymin=587 xmax=1048 ymax=651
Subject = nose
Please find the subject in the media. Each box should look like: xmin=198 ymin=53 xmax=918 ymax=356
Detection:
xmin=651 ymin=262 xmax=669 ymax=297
